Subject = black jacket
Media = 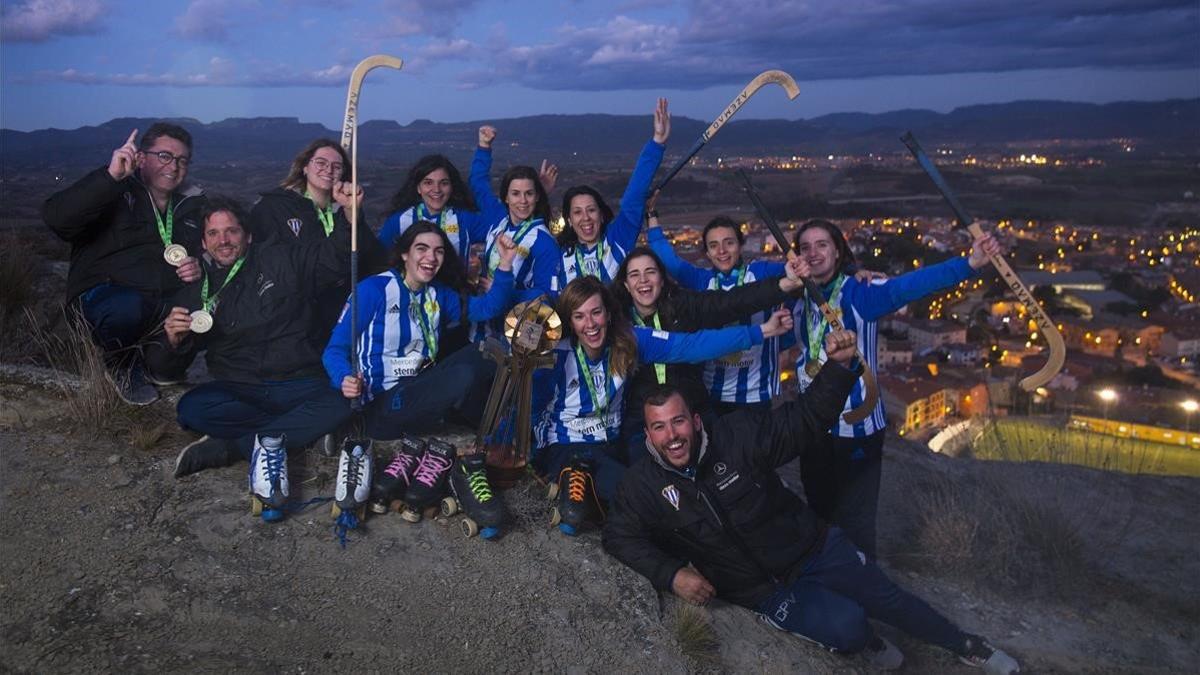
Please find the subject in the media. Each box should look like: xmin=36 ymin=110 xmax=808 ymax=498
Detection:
xmin=249 ymin=187 xmax=387 ymax=336
xmin=625 ymin=278 xmax=795 ymax=419
xmin=602 ymin=360 xmax=860 ymax=609
xmin=149 ymin=216 xmax=351 ymax=384
xmin=43 ymin=167 xmax=207 ymax=301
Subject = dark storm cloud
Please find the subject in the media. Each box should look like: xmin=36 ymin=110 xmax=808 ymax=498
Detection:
xmin=464 ymin=0 xmax=1199 ymax=91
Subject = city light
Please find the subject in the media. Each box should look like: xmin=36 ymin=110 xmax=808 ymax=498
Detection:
xmin=1097 ymin=388 xmax=1117 ymax=403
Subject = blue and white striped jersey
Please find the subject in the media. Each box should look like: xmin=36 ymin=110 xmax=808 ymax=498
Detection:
xmin=648 ymin=225 xmax=788 ymax=404
xmin=551 ymin=139 xmax=664 ymax=294
xmin=794 ymin=256 xmax=978 ymax=437
xmin=322 ymin=268 xmax=515 ymax=400
xmin=377 ymin=204 xmax=490 ymax=260
xmin=468 ymin=146 xmax=559 ymax=341
xmin=532 ymin=324 xmax=765 ymax=449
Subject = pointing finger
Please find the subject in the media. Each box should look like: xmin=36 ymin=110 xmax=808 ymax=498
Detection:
xmin=126 ymin=128 xmax=139 ymax=147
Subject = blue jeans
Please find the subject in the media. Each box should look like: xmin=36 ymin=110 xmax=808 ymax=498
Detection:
xmin=76 ymin=283 xmax=161 ymax=368
xmin=532 ymin=442 xmax=627 ymax=503
xmin=362 ymin=346 xmax=495 ymax=439
xmin=756 ymin=528 xmax=965 ymax=654
xmin=177 ymin=377 xmax=352 ymax=459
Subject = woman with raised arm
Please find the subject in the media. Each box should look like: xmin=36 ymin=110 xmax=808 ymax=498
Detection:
xmin=790 ymin=219 xmax=1002 ymax=560
xmin=468 ymin=125 xmax=561 ymax=339
xmin=550 ymin=99 xmax=670 ymax=294
xmin=532 ymin=276 xmax=794 ymax=536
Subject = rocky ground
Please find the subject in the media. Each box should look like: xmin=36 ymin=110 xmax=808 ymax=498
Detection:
xmin=1 ymin=362 xmax=1197 ymax=673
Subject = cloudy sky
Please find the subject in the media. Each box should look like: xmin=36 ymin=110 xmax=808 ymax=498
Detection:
xmin=1 ymin=0 xmax=1196 ymax=131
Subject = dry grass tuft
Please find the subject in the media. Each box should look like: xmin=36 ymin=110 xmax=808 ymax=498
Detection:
xmin=904 ymin=469 xmax=1104 ymax=599
xmin=30 ymin=307 xmax=126 ymax=431
xmin=125 ymin=420 xmax=170 ymax=452
xmin=672 ymin=601 xmax=721 ymax=667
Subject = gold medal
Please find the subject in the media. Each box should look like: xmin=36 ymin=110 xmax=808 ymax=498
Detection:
xmin=805 ymin=359 xmax=822 ymax=377
xmin=189 ymin=309 xmax=214 ymax=334
xmin=163 ymin=244 xmax=188 ymax=266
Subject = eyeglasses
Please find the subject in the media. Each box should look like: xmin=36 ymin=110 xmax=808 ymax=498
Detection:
xmin=309 ymin=158 xmax=344 ymax=174
xmin=142 ymin=149 xmax=191 ymax=168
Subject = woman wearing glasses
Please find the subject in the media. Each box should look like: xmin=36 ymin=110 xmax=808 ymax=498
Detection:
xmin=249 ymin=139 xmax=384 ymax=338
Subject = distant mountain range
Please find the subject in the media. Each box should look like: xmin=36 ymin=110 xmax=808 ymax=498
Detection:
xmin=3 ymin=99 xmax=1196 ymax=171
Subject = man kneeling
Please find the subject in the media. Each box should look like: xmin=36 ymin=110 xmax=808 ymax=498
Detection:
xmin=601 ymin=329 xmax=1018 ymax=673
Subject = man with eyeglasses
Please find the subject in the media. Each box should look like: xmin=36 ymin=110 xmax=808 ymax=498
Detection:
xmin=44 ymin=123 xmax=208 ymax=405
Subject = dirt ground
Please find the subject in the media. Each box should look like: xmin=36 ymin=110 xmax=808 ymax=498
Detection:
xmin=1 ymin=362 xmax=1197 ymax=673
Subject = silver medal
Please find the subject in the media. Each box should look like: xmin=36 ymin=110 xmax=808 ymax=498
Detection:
xmin=164 ymin=244 xmax=188 ymax=266
xmin=190 ymin=309 xmax=214 ymax=334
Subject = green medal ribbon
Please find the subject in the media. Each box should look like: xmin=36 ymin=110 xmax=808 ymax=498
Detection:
xmin=632 ymin=311 xmax=667 ymax=384
xmin=574 ymin=342 xmax=614 ymax=434
xmin=305 ymin=191 xmax=335 ymax=236
xmin=417 ymin=203 xmax=443 ymax=228
xmin=806 ymin=274 xmax=847 ymax=369
xmin=574 ymin=239 xmax=606 ymax=281
xmin=413 ymin=287 xmax=438 ymax=362
xmin=485 ymin=217 xmax=538 ymax=276
xmin=710 ymin=264 xmax=747 ymax=290
xmin=152 ymin=197 xmax=174 ymax=248
xmin=200 ymin=257 xmax=246 ymax=312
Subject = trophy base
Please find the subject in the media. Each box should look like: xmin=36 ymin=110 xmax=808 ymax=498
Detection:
xmin=484 ymin=444 xmax=527 ymax=489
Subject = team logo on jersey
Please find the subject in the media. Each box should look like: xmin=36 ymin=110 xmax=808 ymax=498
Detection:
xmin=714 ymin=462 xmax=727 ymax=475
xmin=287 ymin=218 xmax=302 ymax=237
xmin=567 ymin=377 xmax=579 ymax=391
xmin=388 ymin=304 xmax=401 ymax=314
xmin=661 ymin=484 xmax=680 ymax=511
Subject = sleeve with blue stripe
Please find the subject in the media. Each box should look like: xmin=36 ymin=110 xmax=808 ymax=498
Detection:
xmin=378 ymin=209 xmax=403 ymax=249
xmin=525 ymin=230 xmax=560 ymax=297
xmin=749 ymin=259 xmax=787 ymax=279
xmin=646 ymin=226 xmax=713 ymax=290
xmin=322 ymin=277 xmax=383 ymax=390
xmin=468 ymin=147 xmax=509 ymax=227
xmin=458 ymin=208 xmax=491 ymax=249
xmin=635 ymin=324 xmax=764 ymax=364
xmin=848 ymin=256 xmax=977 ymax=322
xmin=608 ymin=140 xmax=665 ymax=254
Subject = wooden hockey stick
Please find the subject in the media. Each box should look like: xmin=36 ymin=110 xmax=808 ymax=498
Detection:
xmin=736 ymin=170 xmax=880 ymax=424
xmin=654 ymin=69 xmax=800 ymax=192
xmin=340 ymin=55 xmax=403 ymax=404
xmin=900 ymin=132 xmax=1065 ymax=391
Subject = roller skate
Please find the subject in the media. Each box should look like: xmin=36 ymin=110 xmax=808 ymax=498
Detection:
xmin=369 ymin=434 xmax=424 ymax=514
xmin=332 ymin=437 xmax=373 ymax=520
xmin=547 ymin=455 xmax=603 ymax=536
xmin=248 ymin=434 xmax=289 ymax=522
xmin=399 ymin=438 xmax=455 ymax=523
xmin=443 ymin=451 xmax=505 ymax=539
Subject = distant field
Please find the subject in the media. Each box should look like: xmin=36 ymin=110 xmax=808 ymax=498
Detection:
xmin=972 ymin=417 xmax=1200 ymax=477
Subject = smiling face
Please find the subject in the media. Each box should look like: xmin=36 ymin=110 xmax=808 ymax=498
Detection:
xmin=401 ymin=232 xmax=446 ymax=287
xmin=505 ymin=178 xmax=537 ymax=222
xmin=304 ymin=146 xmax=343 ymax=195
xmin=203 ymin=210 xmax=249 ymax=267
xmin=796 ymin=227 xmax=840 ymax=283
xmin=623 ymin=254 xmax=663 ymax=315
xmin=644 ymin=392 xmax=702 ymax=469
xmin=568 ymin=193 xmax=602 ymax=245
xmin=704 ymin=225 xmax=741 ymax=274
xmin=138 ymin=135 xmax=190 ymax=196
xmin=570 ymin=292 xmax=609 ymax=358
xmin=418 ymin=168 xmax=452 ymax=213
